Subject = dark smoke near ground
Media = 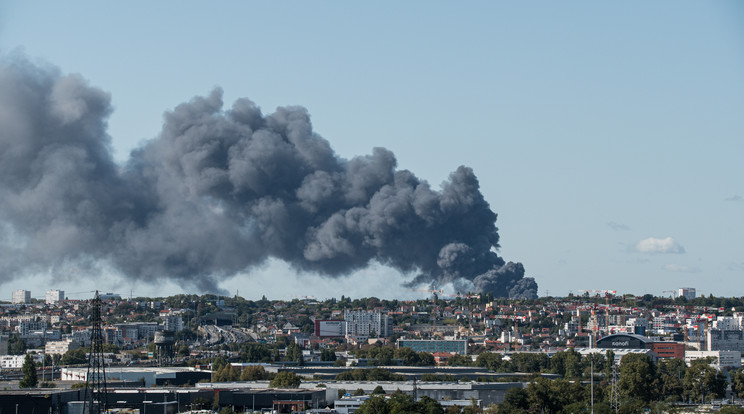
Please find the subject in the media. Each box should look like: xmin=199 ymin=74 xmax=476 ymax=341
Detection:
xmin=0 ymin=55 xmax=537 ymax=299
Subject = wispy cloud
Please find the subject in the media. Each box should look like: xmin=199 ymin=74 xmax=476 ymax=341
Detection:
xmin=633 ymin=237 xmax=685 ymax=254
xmin=728 ymin=262 xmax=744 ymax=272
xmin=663 ymin=263 xmax=700 ymax=273
xmin=725 ymin=195 xmax=743 ymax=202
xmin=607 ymin=221 xmax=630 ymax=231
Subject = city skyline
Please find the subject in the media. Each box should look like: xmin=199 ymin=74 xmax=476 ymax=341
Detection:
xmin=0 ymin=2 xmax=742 ymax=300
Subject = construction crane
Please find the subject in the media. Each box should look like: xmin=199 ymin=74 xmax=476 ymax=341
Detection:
xmin=579 ymin=290 xmax=616 ymax=337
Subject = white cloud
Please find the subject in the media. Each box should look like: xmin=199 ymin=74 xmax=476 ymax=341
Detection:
xmin=633 ymin=237 xmax=685 ymax=254
xmin=662 ymin=264 xmax=700 ymax=273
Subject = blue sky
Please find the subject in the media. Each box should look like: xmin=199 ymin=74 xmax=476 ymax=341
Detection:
xmin=1 ymin=1 xmax=742 ymax=300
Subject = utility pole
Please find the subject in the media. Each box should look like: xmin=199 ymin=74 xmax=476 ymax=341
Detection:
xmin=590 ymin=357 xmax=594 ymax=414
xmin=41 ymin=324 xmax=47 ymax=383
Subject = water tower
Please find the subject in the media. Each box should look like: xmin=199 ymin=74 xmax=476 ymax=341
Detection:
xmin=154 ymin=330 xmax=176 ymax=367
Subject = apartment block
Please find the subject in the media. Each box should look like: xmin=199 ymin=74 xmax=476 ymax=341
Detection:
xmin=11 ymin=290 xmax=30 ymax=304
xmin=344 ymin=310 xmax=393 ymax=339
xmin=45 ymin=290 xmax=65 ymax=305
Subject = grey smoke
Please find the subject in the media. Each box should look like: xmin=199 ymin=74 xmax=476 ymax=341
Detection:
xmin=0 ymin=55 xmax=537 ymax=298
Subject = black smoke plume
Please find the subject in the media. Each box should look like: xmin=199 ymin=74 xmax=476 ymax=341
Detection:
xmin=0 ymin=55 xmax=537 ymax=298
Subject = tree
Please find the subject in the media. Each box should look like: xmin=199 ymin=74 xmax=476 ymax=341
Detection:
xmin=285 ymin=342 xmax=304 ymax=364
xmin=475 ymin=352 xmax=504 ymax=372
xmin=355 ymin=395 xmax=388 ymax=414
xmin=394 ymin=347 xmax=419 ymax=365
xmin=320 ymin=348 xmax=337 ymax=362
xmin=510 ymin=353 xmax=550 ymax=373
xmin=462 ymin=398 xmax=483 ymax=414
xmin=60 ymin=348 xmax=87 ymax=366
xmin=213 ymin=363 xmax=240 ymax=382
xmin=447 ymin=354 xmax=473 ymax=367
xmin=212 ymin=356 xmax=228 ymax=371
xmin=617 ymin=353 xmax=656 ymax=403
xmin=731 ymin=369 xmax=744 ymax=399
xmin=335 ymin=368 xmax=406 ymax=381
xmin=240 ymin=365 xmax=269 ymax=381
xmin=604 ymin=350 xmax=615 ymax=377
xmin=355 ymin=392 xmax=444 ymax=414
xmin=388 ymin=391 xmax=418 ymax=413
xmin=418 ymin=396 xmax=445 ymax=414
xmin=178 ymin=344 xmax=190 ymax=357
xmin=499 ymin=387 xmax=529 ymax=412
xmin=445 ymin=406 xmax=461 ymax=414
xmin=372 ymin=385 xmax=386 ymax=394
xmin=241 ymin=343 xmax=272 ymax=363
xmin=657 ymin=358 xmax=686 ymax=401
xmin=719 ymin=407 xmax=744 ymax=414
xmin=525 ymin=376 xmax=554 ymax=412
xmin=416 ymin=352 xmax=435 ymax=366
xmin=550 ymin=349 xmax=582 ymax=379
xmin=525 ymin=376 xmax=586 ymax=413
xmin=269 ymin=371 xmax=301 ymax=388
xmin=683 ymin=359 xmax=727 ymax=403
xmin=582 ymin=352 xmax=605 ymax=378
xmin=8 ymin=334 xmax=27 ymax=355
xmin=20 ymin=354 xmax=38 ymax=388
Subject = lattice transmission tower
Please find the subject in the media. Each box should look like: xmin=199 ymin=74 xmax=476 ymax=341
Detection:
xmin=610 ymin=361 xmax=620 ymax=413
xmin=83 ymin=291 xmax=109 ymax=414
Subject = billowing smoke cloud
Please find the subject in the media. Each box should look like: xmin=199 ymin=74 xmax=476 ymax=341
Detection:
xmin=0 ymin=55 xmax=537 ymax=298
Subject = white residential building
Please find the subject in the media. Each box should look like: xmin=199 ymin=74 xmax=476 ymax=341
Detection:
xmin=344 ymin=310 xmax=393 ymax=339
xmin=335 ymin=396 xmax=370 ymax=414
xmin=678 ymin=287 xmax=696 ymax=301
xmin=45 ymin=290 xmax=64 ymax=305
xmin=160 ymin=313 xmax=184 ymax=332
xmin=707 ymin=328 xmax=744 ymax=352
xmin=11 ymin=290 xmax=30 ymax=304
xmin=0 ymin=353 xmax=43 ymax=369
xmin=45 ymin=338 xmax=80 ymax=355
xmin=16 ymin=319 xmax=47 ymax=336
xmin=685 ymin=350 xmax=741 ymax=369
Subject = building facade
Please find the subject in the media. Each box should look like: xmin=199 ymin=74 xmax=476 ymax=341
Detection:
xmin=11 ymin=290 xmax=30 ymax=304
xmin=649 ymin=342 xmax=685 ymax=359
xmin=677 ymin=287 xmax=696 ymax=301
xmin=45 ymin=290 xmax=64 ymax=305
xmin=707 ymin=328 xmax=744 ymax=352
xmin=596 ymin=333 xmax=684 ymax=361
xmin=314 ymin=320 xmax=345 ymax=337
xmin=344 ymin=311 xmax=392 ymax=339
xmin=161 ymin=315 xmax=184 ymax=332
xmin=45 ymin=338 xmax=80 ymax=355
xmin=0 ymin=353 xmax=43 ymax=369
xmin=685 ymin=350 xmax=741 ymax=369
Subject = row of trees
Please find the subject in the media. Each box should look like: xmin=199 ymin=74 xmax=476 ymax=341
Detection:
xmin=355 ymin=391 xmax=464 ymax=414
xmin=354 ymin=345 xmax=435 ymax=366
xmin=497 ymin=354 xmax=731 ymax=413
